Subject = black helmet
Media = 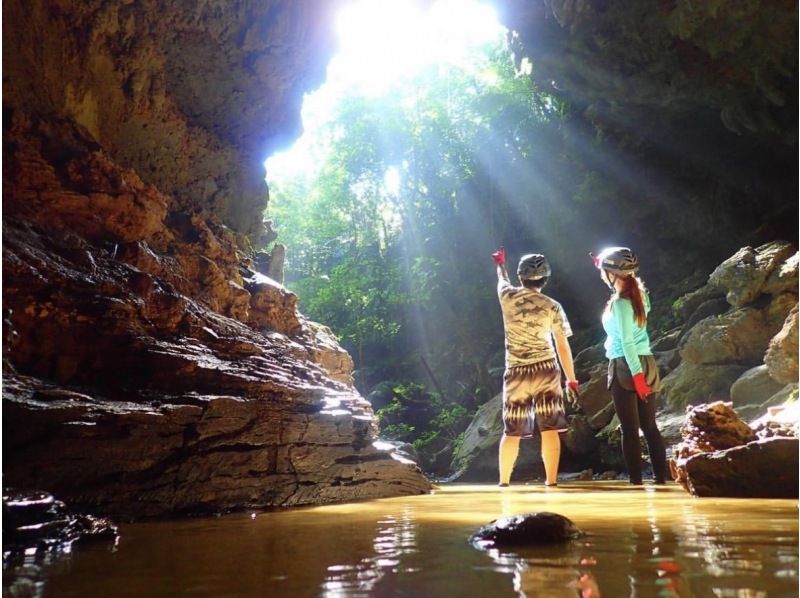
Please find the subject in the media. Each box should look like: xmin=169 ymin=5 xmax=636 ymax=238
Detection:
xmin=593 ymin=247 xmax=639 ymax=275
xmin=517 ymin=253 xmax=551 ymax=281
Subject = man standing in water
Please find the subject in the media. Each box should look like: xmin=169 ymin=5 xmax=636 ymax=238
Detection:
xmin=492 ymin=248 xmax=579 ymax=487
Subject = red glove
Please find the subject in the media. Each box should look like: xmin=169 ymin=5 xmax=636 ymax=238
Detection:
xmin=491 ymin=247 xmax=506 ymax=265
xmin=632 ymin=373 xmax=652 ymax=402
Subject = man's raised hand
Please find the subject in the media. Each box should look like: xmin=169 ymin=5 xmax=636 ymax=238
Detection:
xmin=491 ymin=247 xmax=506 ymax=266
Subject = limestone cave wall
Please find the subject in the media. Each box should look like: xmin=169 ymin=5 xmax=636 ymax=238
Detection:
xmin=2 ymin=0 xmax=431 ymax=518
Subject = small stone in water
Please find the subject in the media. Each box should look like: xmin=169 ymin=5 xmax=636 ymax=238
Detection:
xmin=470 ymin=512 xmax=583 ymax=549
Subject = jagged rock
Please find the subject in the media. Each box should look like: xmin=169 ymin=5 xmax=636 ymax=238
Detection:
xmin=730 ymin=365 xmax=786 ymax=409
xmin=682 ymin=438 xmax=798 ymax=498
xmin=660 ymin=362 xmax=748 ymax=409
xmin=304 ymin=320 xmax=356 ymax=386
xmin=573 ymin=342 xmax=605 ymax=379
xmin=4 ymin=373 xmax=430 ymax=517
xmin=707 ymin=241 xmax=796 ymax=307
xmin=672 ymin=285 xmax=726 ymax=323
xmin=573 ymin=363 xmax=612 ymax=424
xmin=243 ymin=269 xmax=303 ymax=336
xmin=750 ymin=398 xmax=800 ymax=439
xmin=449 ymin=394 xmax=507 ymax=480
xmin=267 ymin=243 xmax=287 ymax=284
xmin=561 ymin=414 xmax=599 ymax=456
xmin=651 ymin=327 xmax=683 ymax=351
xmin=653 ymin=348 xmax=681 ymax=377
xmin=471 ymin=512 xmax=583 ymax=548
xmin=4 ymin=0 xmax=343 ymax=240
xmin=674 ymin=401 xmax=756 ymax=454
xmin=669 ymin=401 xmax=756 ymax=491
xmin=679 ymin=297 xmax=730 ymax=338
xmin=588 ymin=401 xmax=616 ymax=432
xmin=2 ymin=208 xmax=430 ymax=517
xmin=765 ymin=305 xmax=799 ymax=385
xmin=763 ymin=251 xmax=799 ymax=297
xmin=3 ymin=489 xmax=118 ymax=561
xmin=679 ymin=306 xmax=782 ymax=366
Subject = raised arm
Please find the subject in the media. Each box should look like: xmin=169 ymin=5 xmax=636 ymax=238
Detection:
xmin=492 ymin=247 xmax=512 ymax=294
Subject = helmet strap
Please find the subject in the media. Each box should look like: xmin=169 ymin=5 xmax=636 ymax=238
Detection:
xmin=602 ymin=270 xmax=618 ymax=290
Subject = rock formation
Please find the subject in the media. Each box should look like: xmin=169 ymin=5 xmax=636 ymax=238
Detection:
xmin=3 ymin=489 xmax=118 ymax=560
xmin=670 ymin=402 xmax=798 ymax=498
xmin=3 ymin=0 xmax=430 ymax=518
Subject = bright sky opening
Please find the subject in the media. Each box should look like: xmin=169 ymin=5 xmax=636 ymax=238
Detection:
xmin=264 ymin=0 xmax=504 ymax=181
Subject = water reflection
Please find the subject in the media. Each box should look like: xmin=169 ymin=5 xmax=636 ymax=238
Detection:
xmin=321 ymin=507 xmax=418 ymax=596
xmin=16 ymin=483 xmax=798 ymax=597
xmin=475 ymin=487 xmax=794 ymax=598
xmin=481 ymin=544 xmax=601 ymax=597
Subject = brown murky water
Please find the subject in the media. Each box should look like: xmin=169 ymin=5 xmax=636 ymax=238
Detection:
xmin=25 ymin=483 xmax=799 ymax=596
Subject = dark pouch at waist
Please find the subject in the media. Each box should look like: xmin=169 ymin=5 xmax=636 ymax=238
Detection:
xmin=607 ymin=355 xmax=661 ymax=392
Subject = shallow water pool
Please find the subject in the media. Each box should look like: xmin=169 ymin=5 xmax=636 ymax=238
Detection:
xmin=14 ymin=482 xmax=799 ymax=596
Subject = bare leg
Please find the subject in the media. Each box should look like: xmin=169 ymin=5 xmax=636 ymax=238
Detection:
xmin=540 ymin=430 xmax=561 ymax=485
xmin=499 ymin=434 xmax=521 ymax=485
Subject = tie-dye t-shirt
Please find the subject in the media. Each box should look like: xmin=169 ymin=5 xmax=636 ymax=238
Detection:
xmin=497 ymin=276 xmax=572 ymax=368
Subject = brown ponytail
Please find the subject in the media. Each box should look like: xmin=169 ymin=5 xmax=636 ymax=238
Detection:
xmin=618 ymin=275 xmax=647 ymax=327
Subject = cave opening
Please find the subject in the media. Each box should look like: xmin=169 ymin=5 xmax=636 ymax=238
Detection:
xmin=262 ymin=0 xmax=519 ymax=400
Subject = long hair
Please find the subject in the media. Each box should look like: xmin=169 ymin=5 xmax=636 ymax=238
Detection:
xmin=606 ymin=274 xmax=647 ymax=327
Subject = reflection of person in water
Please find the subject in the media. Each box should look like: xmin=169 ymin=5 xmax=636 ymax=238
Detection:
xmin=590 ymin=517 xmax=690 ymax=597
xmin=514 ymin=562 xmax=601 ymax=598
xmin=483 ymin=546 xmax=601 ymax=598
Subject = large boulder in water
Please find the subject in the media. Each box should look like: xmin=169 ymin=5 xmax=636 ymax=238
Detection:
xmin=669 ymin=401 xmax=798 ymax=497
xmin=683 ymin=437 xmax=798 ymax=498
xmin=471 ymin=512 xmax=583 ymax=548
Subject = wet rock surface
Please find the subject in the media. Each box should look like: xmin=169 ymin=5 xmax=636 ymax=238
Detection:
xmin=471 ymin=513 xmax=583 ymax=549
xmin=682 ymin=438 xmax=798 ymax=498
xmin=3 ymin=489 xmax=119 ymax=597
xmin=3 ymin=489 xmax=118 ymax=561
xmin=669 ymin=401 xmax=798 ymax=497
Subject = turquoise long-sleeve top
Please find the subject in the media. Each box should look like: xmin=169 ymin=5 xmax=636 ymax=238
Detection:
xmin=601 ymin=295 xmax=652 ymax=375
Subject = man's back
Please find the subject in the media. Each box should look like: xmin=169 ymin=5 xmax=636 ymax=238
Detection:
xmin=498 ymin=286 xmax=571 ymax=367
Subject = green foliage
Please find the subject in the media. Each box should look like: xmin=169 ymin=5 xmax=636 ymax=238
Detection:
xmin=267 ymin=33 xmax=567 ymax=407
xmin=375 ymin=382 xmax=472 ymax=465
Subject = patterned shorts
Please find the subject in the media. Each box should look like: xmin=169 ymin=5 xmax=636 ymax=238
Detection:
xmin=502 ymin=358 xmax=568 ymax=437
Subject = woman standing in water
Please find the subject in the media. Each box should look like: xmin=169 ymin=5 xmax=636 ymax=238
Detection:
xmin=591 ymin=246 xmax=667 ymax=485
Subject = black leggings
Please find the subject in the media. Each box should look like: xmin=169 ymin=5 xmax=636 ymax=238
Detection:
xmin=609 ymin=379 xmax=667 ymax=484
